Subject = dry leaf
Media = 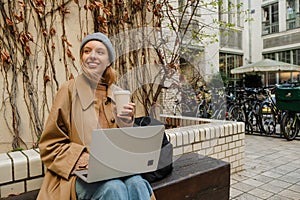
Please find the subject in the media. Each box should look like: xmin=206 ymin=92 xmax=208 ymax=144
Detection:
xmin=18 ymin=1 xmax=25 ymax=7
xmin=26 ymin=32 xmax=33 ymax=41
xmin=102 ymin=8 xmax=112 ymax=16
xmin=1 ymin=51 xmax=11 ymax=63
xmin=6 ymin=17 xmax=14 ymax=26
xmin=69 ymin=73 xmax=74 ymax=80
xmin=35 ymin=0 xmax=46 ymax=7
xmin=13 ymin=12 xmax=24 ymax=22
xmin=115 ymin=0 xmax=123 ymax=6
xmin=66 ymin=48 xmax=75 ymax=60
xmin=25 ymin=45 xmax=31 ymax=56
xmin=60 ymin=6 xmax=70 ymax=14
xmin=94 ymin=1 xmax=104 ymax=8
xmin=35 ymin=8 xmax=44 ymax=15
xmin=50 ymin=27 xmax=56 ymax=36
xmin=97 ymin=16 xmax=107 ymax=23
xmin=42 ymin=29 xmax=47 ymax=36
xmin=88 ymin=4 xmax=96 ymax=10
xmin=44 ymin=75 xmax=50 ymax=83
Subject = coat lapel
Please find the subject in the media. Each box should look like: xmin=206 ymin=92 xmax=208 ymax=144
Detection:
xmin=75 ymin=74 xmax=95 ymax=110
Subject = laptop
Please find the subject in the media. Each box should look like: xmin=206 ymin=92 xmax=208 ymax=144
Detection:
xmin=74 ymin=125 xmax=165 ymax=183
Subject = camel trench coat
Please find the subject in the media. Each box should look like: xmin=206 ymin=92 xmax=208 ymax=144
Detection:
xmin=37 ymin=74 xmax=120 ymax=200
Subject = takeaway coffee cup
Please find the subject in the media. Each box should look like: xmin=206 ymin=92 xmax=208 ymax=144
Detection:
xmin=114 ymin=90 xmax=131 ymax=115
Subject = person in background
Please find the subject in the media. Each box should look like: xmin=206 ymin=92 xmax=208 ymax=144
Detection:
xmin=37 ymin=32 xmax=155 ymax=200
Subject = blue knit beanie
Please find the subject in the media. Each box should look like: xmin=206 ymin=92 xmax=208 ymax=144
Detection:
xmin=80 ymin=32 xmax=115 ymax=63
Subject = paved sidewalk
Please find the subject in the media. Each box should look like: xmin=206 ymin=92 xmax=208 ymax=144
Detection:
xmin=230 ymin=135 xmax=300 ymax=200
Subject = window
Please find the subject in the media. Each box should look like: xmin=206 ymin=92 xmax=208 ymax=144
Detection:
xmin=218 ymin=0 xmax=227 ymax=23
xmin=237 ymin=0 xmax=243 ymax=27
xmin=228 ymin=0 xmax=234 ymax=24
xmin=292 ymin=49 xmax=300 ymax=65
xmin=262 ymin=3 xmax=279 ymax=35
xmin=264 ymin=50 xmax=300 ymax=66
xmin=178 ymin=0 xmax=185 ymax=13
xmin=219 ymin=53 xmax=243 ymax=80
xmin=190 ymin=0 xmax=200 ymax=16
xmin=264 ymin=53 xmax=275 ymax=61
xmin=279 ymin=51 xmax=291 ymax=63
xmin=287 ymin=0 xmax=296 ymax=19
xmin=286 ymin=0 xmax=300 ymax=29
xmin=220 ymin=28 xmax=243 ymax=50
xmin=263 ymin=50 xmax=300 ymax=83
xmin=178 ymin=0 xmax=200 ymax=15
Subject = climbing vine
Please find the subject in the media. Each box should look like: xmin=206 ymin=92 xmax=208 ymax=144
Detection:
xmin=0 ymin=0 xmax=245 ymax=151
xmin=0 ymin=0 xmax=162 ymax=150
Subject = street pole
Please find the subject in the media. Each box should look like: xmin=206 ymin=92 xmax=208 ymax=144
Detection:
xmin=248 ymin=0 xmax=252 ymax=64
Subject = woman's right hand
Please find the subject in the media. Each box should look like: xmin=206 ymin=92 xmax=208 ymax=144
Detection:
xmin=74 ymin=152 xmax=89 ymax=170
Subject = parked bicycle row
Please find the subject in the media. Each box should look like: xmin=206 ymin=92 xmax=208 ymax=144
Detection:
xmin=171 ymin=83 xmax=300 ymax=141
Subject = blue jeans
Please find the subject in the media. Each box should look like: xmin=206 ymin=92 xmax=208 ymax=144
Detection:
xmin=76 ymin=175 xmax=152 ymax=200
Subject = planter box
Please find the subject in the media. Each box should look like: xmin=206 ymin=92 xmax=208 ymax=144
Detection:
xmin=276 ymin=85 xmax=300 ymax=112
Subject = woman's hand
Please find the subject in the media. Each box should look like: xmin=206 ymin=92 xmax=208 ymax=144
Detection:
xmin=114 ymin=102 xmax=135 ymax=127
xmin=74 ymin=152 xmax=89 ymax=171
xmin=117 ymin=102 xmax=135 ymax=122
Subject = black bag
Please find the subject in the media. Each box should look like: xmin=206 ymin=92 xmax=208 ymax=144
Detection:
xmin=134 ymin=116 xmax=173 ymax=183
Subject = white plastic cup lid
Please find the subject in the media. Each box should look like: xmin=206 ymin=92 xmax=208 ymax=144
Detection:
xmin=113 ymin=90 xmax=131 ymax=95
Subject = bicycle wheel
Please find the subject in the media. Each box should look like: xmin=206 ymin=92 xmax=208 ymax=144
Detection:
xmin=213 ymin=102 xmax=227 ymax=120
xmin=253 ymin=102 xmax=262 ymax=116
xmin=247 ymin=111 xmax=261 ymax=134
xmin=228 ymin=105 xmax=246 ymax=122
xmin=173 ymin=104 xmax=181 ymax=116
xmin=281 ymin=112 xmax=299 ymax=141
xmin=246 ymin=112 xmax=254 ymax=134
xmin=255 ymin=114 xmax=264 ymax=134
xmin=196 ymin=104 xmax=208 ymax=118
xmin=216 ymin=107 xmax=226 ymax=120
xmin=260 ymin=102 xmax=276 ymax=135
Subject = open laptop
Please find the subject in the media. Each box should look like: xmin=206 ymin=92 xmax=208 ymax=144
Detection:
xmin=74 ymin=125 xmax=165 ymax=183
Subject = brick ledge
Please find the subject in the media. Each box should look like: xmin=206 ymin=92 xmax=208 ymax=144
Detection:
xmin=0 ymin=116 xmax=245 ymax=198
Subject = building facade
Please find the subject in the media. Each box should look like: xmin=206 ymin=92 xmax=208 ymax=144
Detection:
xmin=261 ymin=0 xmax=300 ymax=85
xmin=221 ymin=0 xmax=300 ymax=86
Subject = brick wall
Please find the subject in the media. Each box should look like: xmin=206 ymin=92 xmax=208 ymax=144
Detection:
xmin=0 ymin=115 xmax=245 ymax=198
xmin=0 ymin=149 xmax=44 ymax=198
xmin=161 ymin=115 xmax=245 ymax=174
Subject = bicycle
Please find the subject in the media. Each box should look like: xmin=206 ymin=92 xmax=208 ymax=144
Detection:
xmin=194 ymin=87 xmax=227 ymax=120
xmin=276 ymin=83 xmax=300 ymax=141
xmin=208 ymin=88 xmax=227 ymax=120
xmin=227 ymin=88 xmax=246 ymax=125
xmin=172 ymin=84 xmax=199 ymax=117
xmin=280 ymin=111 xmax=300 ymax=140
xmin=244 ymin=88 xmax=264 ymax=134
xmin=227 ymin=87 xmax=263 ymax=134
xmin=259 ymin=86 xmax=281 ymax=135
xmin=195 ymin=87 xmax=212 ymax=118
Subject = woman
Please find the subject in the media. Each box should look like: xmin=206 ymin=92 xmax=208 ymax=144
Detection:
xmin=37 ymin=32 xmax=155 ymax=200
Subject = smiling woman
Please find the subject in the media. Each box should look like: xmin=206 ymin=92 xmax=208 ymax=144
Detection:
xmin=37 ymin=32 xmax=155 ymax=200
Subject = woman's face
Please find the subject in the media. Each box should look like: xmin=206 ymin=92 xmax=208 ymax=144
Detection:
xmin=81 ymin=40 xmax=110 ymax=79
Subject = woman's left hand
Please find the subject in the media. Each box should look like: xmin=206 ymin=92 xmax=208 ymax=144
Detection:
xmin=117 ymin=102 xmax=135 ymax=123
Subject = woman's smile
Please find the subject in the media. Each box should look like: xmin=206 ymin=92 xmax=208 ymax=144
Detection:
xmin=86 ymin=62 xmax=100 ymax=69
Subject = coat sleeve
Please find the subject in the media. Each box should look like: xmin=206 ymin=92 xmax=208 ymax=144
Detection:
xmin=39 ymin=81 xmax=85 ymax=180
